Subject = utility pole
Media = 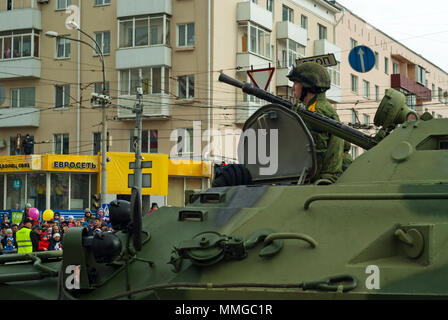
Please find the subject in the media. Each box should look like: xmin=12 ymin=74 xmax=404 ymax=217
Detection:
xmin=133 ymin=74 xmax=143 ymax=206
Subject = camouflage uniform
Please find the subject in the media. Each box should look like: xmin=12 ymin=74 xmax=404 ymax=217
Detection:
xmin=288 ymin=62 xmax=343 ymax=183
xmin=342 ymin=140 xmax=353 ymax=170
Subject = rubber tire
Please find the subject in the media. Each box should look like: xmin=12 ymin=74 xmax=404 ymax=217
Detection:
xmin=212 ymin=164 xmax=252 ymax=187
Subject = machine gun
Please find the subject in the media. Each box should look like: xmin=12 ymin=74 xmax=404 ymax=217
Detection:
xmin=218 ymin=73 xmax=417 ymax=151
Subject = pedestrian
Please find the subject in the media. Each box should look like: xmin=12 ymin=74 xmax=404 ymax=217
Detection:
xmin=16 ymin=219 xmax=33 ymax=254
xmin=2 ymin=237 xmax=16 ymax=254
xmin=30 ymin=225 xmax=42 ymax=252
xmin=19 ymin=203 xmax=32 ymax=228
xmin=68 ymin=216 xmax=75 ymax=228
xmin=23 ymin=134 xmax=34 ymax=155
xmin=38 ymin=233 xmax=50 ymax=251
xmin=50 ymin=233 xmax=62 ymax=251
xmin=13 ymin=133 xmax=23 ymax=155
xmin=148 ymin=203 xmax=159 ymax=215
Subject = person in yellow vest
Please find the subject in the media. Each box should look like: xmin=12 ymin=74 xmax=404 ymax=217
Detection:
xmin=16 ymin=219 xmax=33 ymax=254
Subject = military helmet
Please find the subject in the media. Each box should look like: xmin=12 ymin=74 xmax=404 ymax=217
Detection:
xmin=286 ymin=62 xmax=331 ymax=93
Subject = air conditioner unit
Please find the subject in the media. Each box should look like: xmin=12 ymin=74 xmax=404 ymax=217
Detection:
xmin=37 ymin=0 xmax=49 ymax=4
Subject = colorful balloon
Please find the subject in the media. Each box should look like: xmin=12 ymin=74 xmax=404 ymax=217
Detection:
xmin=43 ymin=209 xmax=54 ymax=221
xmin=29 ymin=207 xmax=39 ymax=220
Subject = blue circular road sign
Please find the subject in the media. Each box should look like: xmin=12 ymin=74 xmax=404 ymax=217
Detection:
xmin=348 ymin=45 xmax=375 ymax=73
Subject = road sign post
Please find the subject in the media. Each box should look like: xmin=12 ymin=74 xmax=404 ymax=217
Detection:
xmin=348 ymin=45 xmax=375 ymax=73
xmin=247 ymin=67 xmax=275 ymax=90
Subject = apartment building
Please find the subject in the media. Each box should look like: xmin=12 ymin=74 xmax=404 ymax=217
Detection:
xmin=334 ymin=2 xmax=448 ymax=158
xmin=0 ymin=0 xmax=344 ymax=210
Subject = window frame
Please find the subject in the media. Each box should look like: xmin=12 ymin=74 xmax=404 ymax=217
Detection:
xmin=119 ymin=67 xmax=170 ymax=96
xmin=54 ymin=133 xmax=69 ymax=155
xmin=362 ymin=80 xmax=370 ymax=99
xmin=318 ymin=24 xmax=327 ymax=40
xmin=94 ymin=31 xmax=111 ymax=55
xmin=118 ymin=15 xmax=170 ymax=49
xmin=282 ymin=5 xmax=294 ymax=23
xmin=177 ymin=22 xmax=195 ymax=48
xmin=54 ymin=84 xmax=70 ymax=109
xmin=55 ymin=35 xmax=70 ymax=59
xmin=351 ymin=74 xmax=358 ymax=93
xmin=56 ymin=0 xmax=72 ymax=11
xmin=301 ymin=15 xmax=308 ymax=30
xmin=10 ymin=87 xmax=35 ymax=108
xmin=94 ymin=0 xmax=110 ymax=6
xmin=178 ymin=75 xmax=195 ymax=100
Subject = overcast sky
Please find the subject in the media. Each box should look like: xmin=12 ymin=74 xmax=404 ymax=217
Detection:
xmin=336 ymin=0 xmax=448 ymax=73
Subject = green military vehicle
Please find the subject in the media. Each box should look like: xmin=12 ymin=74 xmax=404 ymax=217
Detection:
xmin=0 ymin=73 xmax=445 ymax=300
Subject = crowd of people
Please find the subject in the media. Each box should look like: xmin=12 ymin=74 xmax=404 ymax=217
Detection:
xmin=0 ymin=207 xmax=112 ymax=255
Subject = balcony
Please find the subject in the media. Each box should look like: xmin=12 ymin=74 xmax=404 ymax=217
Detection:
xmin=0 ymin=0 xmax=41 ymax=32
xmin=237 ymin=1 xmax=272 ymax=31
xmin=117 ymin=94 xmax=171 ymax=119
xmin=116 ymin=46 xmax=171 ymax=70
xmin=391 ymin=74 xmax=431 ymax=101
xmin=117 ymin=0 xmax=172 ymax=18
xmin=0 ymin=58 xmax=41 ymax=79
xmin=276 ymin=21 xmax=307 ymax=47
xmin=276 ymin=67 xmax=292 ymax=87
xmin=314 ymin=39 xmax=341 ymax=61
xmin=0 ymin=107 xmax=40 ymax=127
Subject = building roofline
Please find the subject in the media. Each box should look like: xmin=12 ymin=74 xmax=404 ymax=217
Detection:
xmin=334 ymin=1 xmax=448 ymax=76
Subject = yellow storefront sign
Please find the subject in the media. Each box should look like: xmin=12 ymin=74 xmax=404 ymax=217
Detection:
xmin=105 ymin=152 xmax=168 ymax=196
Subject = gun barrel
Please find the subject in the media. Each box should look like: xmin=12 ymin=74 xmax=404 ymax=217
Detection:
xmin=219 ymin=73 xmax=377 ymax=150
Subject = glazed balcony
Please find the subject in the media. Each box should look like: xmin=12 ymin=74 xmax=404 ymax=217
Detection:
xmin=0 ymin=0 xmax=41 ymax=32
xmin=117 ymin=0 xmax=172 ymax=18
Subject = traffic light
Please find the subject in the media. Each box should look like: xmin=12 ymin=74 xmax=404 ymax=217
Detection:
xmin=92 ymin=194 xmax=101 ymax=210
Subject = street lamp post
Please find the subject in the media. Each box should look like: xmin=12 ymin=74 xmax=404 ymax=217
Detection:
xmin=46 ymin=24 xmax=110 ymax=206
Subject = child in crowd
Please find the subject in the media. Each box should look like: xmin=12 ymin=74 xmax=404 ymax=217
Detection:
xmin=38 ymin=233 xmax=50 ymax=251
xmin=50 ymin=233 xmax=62 ymax=251
xmin=68 ymin=216 xmax=75 ymax=228
xmin=3 ymin=237 xmax=16 ymax=254
xmin=53 ymin=212 xmax=60 ymax=225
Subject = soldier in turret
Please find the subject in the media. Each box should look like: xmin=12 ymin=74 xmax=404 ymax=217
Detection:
xmin=286 ymin=62 xmax=344 ymax=183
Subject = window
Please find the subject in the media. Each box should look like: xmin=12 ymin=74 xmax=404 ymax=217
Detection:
xmin=407 ymin=94 xmax=416 ymax=111
xmin=120 ymin=67 xmax=170 ymax=96
xmin=351 ymin=146 xmax=358 ymax=159
xmin=178 ymin=75 xmax=194 ymax=99
xmin=282 ymin=5 xmax=293 ymax=22
xmin=416 ymin=65 xmax=426 ymax=85
xmin=50 ymin=173 xmax=69 ymax=210
xmin=350 ymin=38 xmax=358 ymax=49
xmin=70 ymin=174 xmax=89 ymax=210
xmin=363 ymin=114 xmax=370 ymax=125
xmin=56 ymin=36 xmax=70 ymax=58
xmin=54 ymin=134 xmax=69 ymax=154
xmin=438 ymin=87 xmax=443 ymax=101
xmin=362 ymin=80 xmax=370 ymax=98
xmin=10 ymin=88 xmax=35 ymax=108
xmin=374 ymin=51 xmax=379 ymax=69
xmin=301 ymin=15 xmax=308 ymax=30
xmin=94 ymin=31 xmax=110 ymax=55
xmin=318 ymin=24 xmax=327 ymax=40
xmin=57 ymin=0 xmax=71 ymax=10
xmin=95 ymin=0 xmax=110 ymax=5
xmin=278 ymin=39 xmax=305 ymax=68
xmin=375 ymin=85 xmax=379 ymax=101
xmin=129 ymin=129 xmax=158 ymax=153
xmin=55 ymin=84 xmax=70 ymax=108
xmin=327 ymin=63 xmax=340 ymax=87
xmin=7 ymin=0 xmax=13 ymax=10
xmin=266 ymin=0 xmax=273 ymax=12
xmin=432 ymin=84 xmax=436 ymax=98
xmin=351 ymin=74 xmax=358 ymax=93
xmin=384 ymin=57 xmax=389 ymax=74
xmin=93 ymin=132 xmax=102 ymax=155
xmin=178 ymin=23 xmax=195 ymax=47
xmin=0 ymin=29 xmax=40 ymax=60
xmin=238 ymin=22 xmax=271 ymax=59
xmin=119 ymin=15 xmax=170 ymax=48
xmin=176 ymin=128 xmax=193 ymax=155
xmin=393 ymin=62 xmax=399 ymax=74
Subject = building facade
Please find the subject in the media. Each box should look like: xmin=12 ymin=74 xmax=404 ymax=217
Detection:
xmin=334 ymin=2 xmax=448 ymax=157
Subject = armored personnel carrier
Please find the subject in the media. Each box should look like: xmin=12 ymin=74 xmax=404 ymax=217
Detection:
xmin=0 ymin=74 xmax=445 ymax=300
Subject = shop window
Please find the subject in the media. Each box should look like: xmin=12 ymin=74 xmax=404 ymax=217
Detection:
xmin=71 ymin=174 xmax=89 ymax=210
xmin=0 ymin=174 xmax=3 ymax=210
xmin=6 ymin=174 xmax=26 ymax=211
xmin=51 ymin=173 xmax=69 ymax=210
xmin=26 ymin=173 xmax=46 ymax=211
